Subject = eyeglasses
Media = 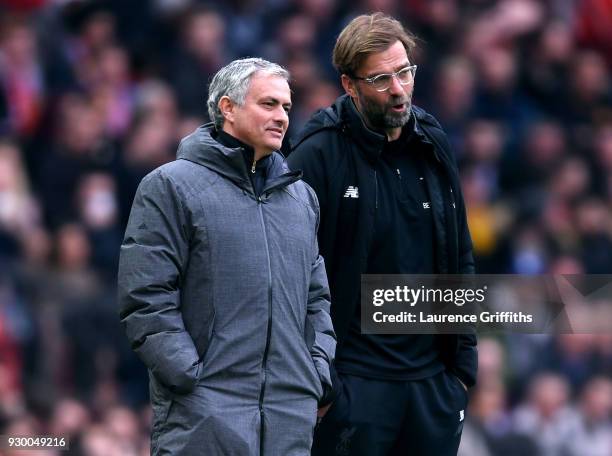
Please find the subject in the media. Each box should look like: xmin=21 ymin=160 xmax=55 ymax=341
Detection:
xmin=352 ymin=65 xmax=418 ymax=92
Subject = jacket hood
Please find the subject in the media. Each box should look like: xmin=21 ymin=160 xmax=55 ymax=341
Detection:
xmin=177 ymin=124 xmax=301 ymax=194
xmin=291 ymin=94 xmax=444 ymax=163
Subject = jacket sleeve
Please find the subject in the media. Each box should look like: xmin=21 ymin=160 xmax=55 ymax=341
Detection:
xmin=430 ymin=122 xmax=478 ymax=388
xmin=454 ymin=190 xmax=478 ymax=387
xmin=450 ymin=141 xmax=478 ymax=388
xmin=118 ymin=169 xmax=201 ymax=394
xmin=306 ymin=188 xmax=336 ymax=405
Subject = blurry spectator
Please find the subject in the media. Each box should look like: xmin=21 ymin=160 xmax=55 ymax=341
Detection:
xmin=49 ymin=397 xmax=91 ymax=441
xmin=575 ymin=0 xmax=612 ymax=67
xmin=288 ymin=77 xmax=339 ymax=140
xmin=282 ymin=52 xmax=324 ymax=109
xmin=222 ymin=0 xmax=265 ymax=57
xmin=76 ymin=172 xmax=122 ymax=279
xmin=89 ymin=45 xmax=136 ymax=138
xmin=102 ymin=406 xmax=142 ymax=454
xmin=473 ymin=47 xmax=538 ymax=144
xmin=0 ymin=139 xmax=44 ymax=260
xmin=575 ymin=198 xmax=612 ymax=273
xmin=403 ymin=0 xmax=461 ymax=74
xmin=269 ymin=13 xmax=317 ymax=62
xmin=548 ymin=255 xmax=585 ymax=275
xmin=0 ymin=278 xmax=27 ymax=420
xmin=540 ymin=196 xmax=577 ymax=254
xmin=52 ymin=223 xmax=100 ymax=301
xmin=80 ymin=424 xmax=127 ymax=456
xmin=37 ymin=92 xmax=118 ymax=228
xmin=522 ymin=20 xmax=575 ymax=116
xmin=539 ymin=335 xmax=601 ymax=391
xmin=510 ymin=225 xmax=548 ymax=274
xmin=463 ymin=0 xmax=545 ymax=57
xmin=565 ymin=377 xmax=612 ymax=456
xmin=429 ymin=56 xmax=477 ymax=153
xmin=461 ymin=379 xmax=539 ymax=456
xmin=461 ymin=162 xmax=513 ymax=270
xmin=283 ymin=50 xmax=338 ymax=139
xmin=500 ymin=120 xmax=568 ymax=197
xmin=0 ymin=16 xmax=45 ymax=137
xmin=460 ymin=119 xmax=505 ymax=186
xmin=513 ymin=373 xmax=574 ymax=456
xmin=476 ymin=338 xmax=505 ymax=386
xmin=62 ymin=2 xmax=117 ymax=75
xmin=592 ymin=123 xmax=612 ymax=199
xmin=566 ymin=50 xmax=612 ymax=127
xmin=116 ymin=111 xmax=176 ymax=225
xmin=166 ymin=5 xmax=228 ymax=118
xmin=133 ymin=79 xmax=178 ymax=127
xmin=548 ymin=155 xmax=591 ymax=203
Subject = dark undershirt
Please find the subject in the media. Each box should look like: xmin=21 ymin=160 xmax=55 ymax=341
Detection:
xmin=335 ymin=124 xmax=445 ymax=380
xmin=213 ymin=129 xmax=269 ymax=196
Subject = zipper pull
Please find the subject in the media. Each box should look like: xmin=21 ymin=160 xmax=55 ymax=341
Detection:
xmin=396 ymin=169 xmax=402 ymax=179
xmin=251 ymin=159 xmax=257 ymax=174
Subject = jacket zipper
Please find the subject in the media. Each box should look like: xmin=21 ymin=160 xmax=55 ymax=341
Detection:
xmin=251 ymin=159 xmax=257 ymax=173
xmin=256 ymin=197 xmax=273 ymax=456
xmin=374 ymin=169 xmax=378 ymax=209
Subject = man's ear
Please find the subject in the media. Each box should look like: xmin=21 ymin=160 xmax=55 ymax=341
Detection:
xmin=341 ymin=74 xmax=358 ymax=98
xmin=218 ymin=96 xmax=235 ymax=124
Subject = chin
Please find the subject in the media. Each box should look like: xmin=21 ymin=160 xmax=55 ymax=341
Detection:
xmin=265 ymin=140 xmax=283 ymax=151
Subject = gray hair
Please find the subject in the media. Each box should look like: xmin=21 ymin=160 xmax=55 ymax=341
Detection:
xmin=207 ymin=58 xmax=290 ymax=129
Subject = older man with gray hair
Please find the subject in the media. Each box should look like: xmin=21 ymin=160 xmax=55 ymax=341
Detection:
xmin=118 ymin=57 xmax=336 ymax=455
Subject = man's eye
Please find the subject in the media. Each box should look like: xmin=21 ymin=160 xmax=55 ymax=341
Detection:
xmin=372 ymin=74 xmax=391 ymax=84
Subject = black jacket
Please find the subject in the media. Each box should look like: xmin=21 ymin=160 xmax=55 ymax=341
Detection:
xmin=288 ymin=95 xmax=477 ymax=388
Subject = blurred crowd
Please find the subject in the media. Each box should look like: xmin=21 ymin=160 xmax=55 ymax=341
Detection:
xmin=0 ymin=0 xmax=610 ymax=454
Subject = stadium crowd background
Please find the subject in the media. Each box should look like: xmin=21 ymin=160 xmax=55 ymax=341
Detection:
xmin=0 ymin=0 xmax=610 ymax=454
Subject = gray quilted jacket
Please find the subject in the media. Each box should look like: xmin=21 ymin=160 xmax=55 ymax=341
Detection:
xmin=118 ymin=125 xmax=336 ymax=455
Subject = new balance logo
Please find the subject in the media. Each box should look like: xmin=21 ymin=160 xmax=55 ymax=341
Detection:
xmin=422 ymin=202 xmax=431 ymax=209
xmin=343 ymin=186 xmax=359 ymax=198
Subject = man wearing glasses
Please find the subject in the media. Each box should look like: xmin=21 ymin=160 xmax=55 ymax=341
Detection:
xmin=288 ymin=13 xmax=476 ymax=456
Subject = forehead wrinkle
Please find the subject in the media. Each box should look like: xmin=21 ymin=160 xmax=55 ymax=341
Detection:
xmin=246 ymin=75 xmax=291 ymax=104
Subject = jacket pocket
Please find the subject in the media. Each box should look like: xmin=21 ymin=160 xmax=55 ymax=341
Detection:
xmin=445 ymin=370 xmax=468 ymax=407
xmin=304 ymin=318 xmax=325 ymax=400
xmin=196 ymin=310 xmax=216 ymax=380
xmin=149 ymin=374 xmax=175 ymax=454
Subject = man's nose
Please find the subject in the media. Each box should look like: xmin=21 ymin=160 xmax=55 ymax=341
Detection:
xmin=273 ymin=106 xmax=289 ymax=125
xmin=388 ymin=74 xmax=405 ymax=96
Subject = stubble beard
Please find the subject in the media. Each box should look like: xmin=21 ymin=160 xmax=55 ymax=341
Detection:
xmin=357 ymin=90 xmax=412 ymax=131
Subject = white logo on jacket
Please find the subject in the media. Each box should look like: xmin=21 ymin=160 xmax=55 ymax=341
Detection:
xmin=343 ymin=186 xmax=359 ymax=198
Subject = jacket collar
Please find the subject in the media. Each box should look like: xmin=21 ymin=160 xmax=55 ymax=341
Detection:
xmin=213 ymin=128 xmax=271 ymax=175
xmin=338 ymin=94 xmax=434 ymax=164
xmin=290 ymin=94 xmax=440 ymax=164
xmin=177 ymin=124 xmax=301 ymax=195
